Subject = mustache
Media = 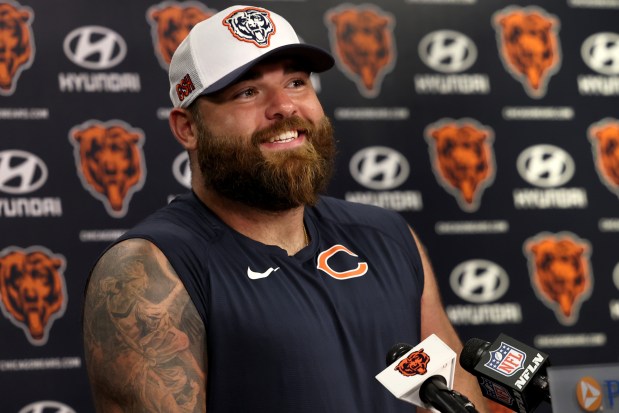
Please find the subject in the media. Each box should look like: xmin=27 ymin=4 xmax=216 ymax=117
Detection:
xmin=251 ymin=116 xmax=315 ymax=145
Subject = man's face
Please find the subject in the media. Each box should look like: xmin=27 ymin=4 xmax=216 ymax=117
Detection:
xmin=193 ymin=59 xmax=335 ymax=211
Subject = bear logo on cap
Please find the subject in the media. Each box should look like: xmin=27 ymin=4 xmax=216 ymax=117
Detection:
xmin=223 ymin=7 xmax=276 ymax=48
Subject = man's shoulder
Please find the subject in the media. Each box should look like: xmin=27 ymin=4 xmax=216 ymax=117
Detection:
xmin=313 ymin=196 xmax=406 ymax=228
xmin=122 ymin=192 xmax=220 ymax=242
xmin=311 ymin=196 xmax=419 ymax=261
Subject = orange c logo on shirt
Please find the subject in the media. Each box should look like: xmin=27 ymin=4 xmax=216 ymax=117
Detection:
xmin=317 ymin=245 xmax=368 ymax=280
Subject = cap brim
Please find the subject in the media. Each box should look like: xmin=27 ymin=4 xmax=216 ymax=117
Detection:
xmin=201 ymin=44 xmax=334 ymax=96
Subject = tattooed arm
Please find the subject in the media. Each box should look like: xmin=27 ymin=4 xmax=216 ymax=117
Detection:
xmin=83 ymin=239 xmax=207 ymax=413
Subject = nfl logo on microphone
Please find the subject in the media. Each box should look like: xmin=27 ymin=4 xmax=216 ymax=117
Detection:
xmin=485 ymin=343 xmax=526 ymax=377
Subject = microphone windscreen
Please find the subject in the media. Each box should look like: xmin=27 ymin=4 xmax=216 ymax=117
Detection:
xmin=459 ymin=338 xmax=490 ymax=373
xmin=385 ymin=343 xmax=413 ymax=366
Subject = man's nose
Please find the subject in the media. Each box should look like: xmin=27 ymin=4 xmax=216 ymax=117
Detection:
xmin=265 ymin=88 xmax=297 ymax=120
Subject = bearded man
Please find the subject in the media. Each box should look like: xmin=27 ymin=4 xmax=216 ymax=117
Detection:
xmin=82 ymin=5 xmax=487 ymax=413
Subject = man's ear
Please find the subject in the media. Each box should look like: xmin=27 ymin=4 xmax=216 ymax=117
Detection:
xmin=169 ymin=107 xmax=198 ymax=150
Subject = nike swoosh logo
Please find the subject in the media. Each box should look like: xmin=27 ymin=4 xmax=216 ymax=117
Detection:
xmin=247 ymin=266 xmax=279 ymax=280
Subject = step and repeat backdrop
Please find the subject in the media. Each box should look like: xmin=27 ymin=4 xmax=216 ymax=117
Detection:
xmin=1 ymin=0 xmax=618 ymax=411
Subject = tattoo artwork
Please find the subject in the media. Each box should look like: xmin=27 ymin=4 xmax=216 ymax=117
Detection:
xmin=83 ymin=239 xmax=206 ymax=412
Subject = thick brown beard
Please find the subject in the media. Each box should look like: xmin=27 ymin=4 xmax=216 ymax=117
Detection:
xmin=195 ymin=115 xmax=335 ymax=211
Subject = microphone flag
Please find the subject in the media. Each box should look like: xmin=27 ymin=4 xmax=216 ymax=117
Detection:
xmin=467 ymin=333 xmax=550 ymax=413
xmin=375 ymin=334 xmax=456 ymax=412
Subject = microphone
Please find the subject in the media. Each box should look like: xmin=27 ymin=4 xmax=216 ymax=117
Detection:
xmin=459 ymin=334 xmax=551 ymax=413
xmin=376 ymin=334 xmax=478 ymax=413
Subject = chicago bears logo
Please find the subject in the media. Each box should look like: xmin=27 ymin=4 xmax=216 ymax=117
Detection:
xmin=176 ymin=73 xmax=196 ymax=102
xmin=588 ymin=118 xmax=619 ymax=197
xmin=493 ymin=6 xmax=561 ymax=98
xmin=524 ymin=232 xmax=592 ymax=326
xmin=223 ymin=7 xmax=275 ymax=48
xmin=0 ymin=246 xmax=67 ymax=346
xmin=325 ymin=5 xmax=396 ymax=98
xmin=147 ymin=1 xmax=216 ymax=68
xmin=425 ymin=119 xmax=495 ymax=212
xmin=69 ymin=120 xmax=146 ymax=218
xmin=395 ymin=348 xmax=430 ymax=377
xmin=317 ymin=245 xmax=368 ymax=280
xmin=0 ymin=1 xmax=35 ymax=96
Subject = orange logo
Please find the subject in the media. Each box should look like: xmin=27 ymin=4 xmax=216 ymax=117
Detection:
xmin=325 ymin=5 xmax=395 ymax=98
xmin=425 ymin=119 xmax=495 ymax=212
xmin=222 ymin=7 xmax=276 ymax=48
xmin=524 ymin=232 xmax=592 ymax=325
xmin=493 ymin=6 xmax=561 ymax=98
xmin=576 ymin=376 xmax=603 ymax=412
xmin=0 ymin=246 xmax=66 ymax=346
xmin=69 ymin=120 xmax=146 ymax=218
xmin=589 ymin=118 xmax=619 ymax=197
xmin=395 ymin=348 xmax=430 ymax=377
xmin=0 ymin=1 xmax=35 ymax=96
xmin=176 ymin=73 xmax=196 ymax=102
xmin=317 ymin=245 xmax=368 ymax=280
xmin=147 ymin=1 xmax=215 ymax=68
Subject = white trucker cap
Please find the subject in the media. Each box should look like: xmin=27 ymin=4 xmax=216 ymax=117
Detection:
xmin=168 ymin=5 xmax=334 ymax=108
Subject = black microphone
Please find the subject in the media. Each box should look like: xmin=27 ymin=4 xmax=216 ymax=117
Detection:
xmin=377 ymin=335 xmax=479 ymax=413
xmin=386 ymin=343 xmax=478 ymax=413
xmin=459 ymin=334 xmax=551 ymax=413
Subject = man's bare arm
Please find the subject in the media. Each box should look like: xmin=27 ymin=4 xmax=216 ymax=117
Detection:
xmin=410 ymin=228 xmax=489 ymax=413
xmin=83 ymin=239 xmax=206 ymax=412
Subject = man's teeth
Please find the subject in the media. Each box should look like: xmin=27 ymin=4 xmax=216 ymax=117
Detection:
xmin=268 ymin=130 xmax=298 ymax=143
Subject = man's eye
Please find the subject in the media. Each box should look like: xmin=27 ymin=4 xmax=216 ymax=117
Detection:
xmin=290 ymin=79 xmax=306 ymax=88
xmin=235 ymin=88 xmax=256 ymax=99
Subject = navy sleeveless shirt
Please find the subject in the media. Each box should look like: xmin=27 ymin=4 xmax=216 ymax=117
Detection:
xmin=115 ymin=192 xmax=424 ymax=412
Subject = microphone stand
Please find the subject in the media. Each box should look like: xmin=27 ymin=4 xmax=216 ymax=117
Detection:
xmin=421 ymin=376 xmax=479 ymax=413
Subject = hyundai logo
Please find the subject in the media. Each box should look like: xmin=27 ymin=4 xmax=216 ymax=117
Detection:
xmin=450 ymin=259 xmax=509 ymax=303
xmin=581 ymin=32 xmax=619 ymax=76
xmin=18 ymin=400 xmax=76 ymax=413
xmin=63 ymin=26 xmax=127 ymax=70
xmin=517 ymin=144 xmax=575 ymax=188
xmin=418 ymin=30 xmax=477 ymax=73
xmin=349 ymin=146 xmax=410 ymax=190
xmin=172 ymin=152 xmax=191 ymax=189
xmin=0 ymin=150 xmax=48 ymax=194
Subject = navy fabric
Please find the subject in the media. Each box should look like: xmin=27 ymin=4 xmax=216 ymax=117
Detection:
xmin=116 ymin=192 xmax=424 ymax=413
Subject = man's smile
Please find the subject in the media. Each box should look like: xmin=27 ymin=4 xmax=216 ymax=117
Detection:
xmin=268 ymin=130 xmax=299 ymax=143
xmin=261 ymin=129 xmax=306 ymax=149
